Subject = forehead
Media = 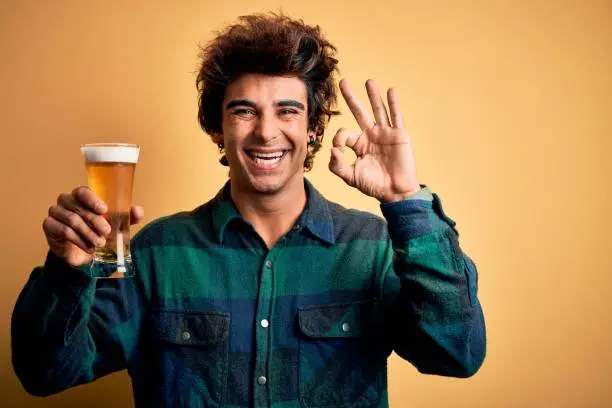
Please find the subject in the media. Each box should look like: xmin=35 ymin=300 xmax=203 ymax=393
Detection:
xmin=224 ymin=74 xmax=307 ymax=104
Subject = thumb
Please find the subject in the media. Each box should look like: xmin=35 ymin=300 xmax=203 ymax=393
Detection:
xmin=329 ymin=147 xmax=355 ymax=186
xmin=130 ymin=205 xmax=145 ymax=225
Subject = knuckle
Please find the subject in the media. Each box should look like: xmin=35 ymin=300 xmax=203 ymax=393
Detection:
xmin=58 ymin=224 xmax=70 ymax=237
xmin=73 ymin=186 xmax=92 ymax=204
xmin=42 ymin=217 xmax=52 ymax=230
xmin=66 ymin=212 xmax=82 ymax=228
xmin=72 ymin=185 xmax=88 ymax=196
xmin=79 ymin=209 xmax=94 ymax=223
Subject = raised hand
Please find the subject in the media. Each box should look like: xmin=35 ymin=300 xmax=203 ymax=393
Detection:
xmin=43 ymin=186 xmax=144 ymax=267
xmin=329 ymin=79 xmax=421 ymax=202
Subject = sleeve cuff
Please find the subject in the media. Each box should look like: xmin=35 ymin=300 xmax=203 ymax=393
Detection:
xmin=43 ymin=251 xmax=95 ymax=292
xmin=402 ymin=185 xmax=434 ymax=202
xmin=380 ymin=188 xmax=458 ymax=243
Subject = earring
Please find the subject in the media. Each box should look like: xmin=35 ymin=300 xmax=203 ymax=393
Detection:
xmin=217 ymin=142 xmax=228 ymax=166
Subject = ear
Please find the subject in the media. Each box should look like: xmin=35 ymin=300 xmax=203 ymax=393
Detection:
xmin=211 ymin=132 xmax=223 ymax=145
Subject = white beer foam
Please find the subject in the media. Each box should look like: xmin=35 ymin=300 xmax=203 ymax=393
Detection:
xmin=81 ymin=145 xmax=140 ymax=163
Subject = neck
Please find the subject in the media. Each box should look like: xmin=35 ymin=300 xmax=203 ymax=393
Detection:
xmin=230 ymin=177 xmax=307 ymax=249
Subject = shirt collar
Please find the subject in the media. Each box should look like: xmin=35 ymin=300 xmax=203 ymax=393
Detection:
xmin=211 ymin=178 xmax=335 ymax=245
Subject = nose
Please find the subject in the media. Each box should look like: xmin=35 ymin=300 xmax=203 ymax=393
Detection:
xmin=253 ymin=111 xmax=278 ymax=143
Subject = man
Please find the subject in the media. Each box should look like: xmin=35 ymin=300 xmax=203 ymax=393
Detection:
xmin=12 ymin=13 xmax=486 ymax=408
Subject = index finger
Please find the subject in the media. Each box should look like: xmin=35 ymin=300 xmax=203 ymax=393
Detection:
xmin=339 ymin=79 xmax=375 ymax=131
xmin=72 ymin=186 xmax=107 ymax=214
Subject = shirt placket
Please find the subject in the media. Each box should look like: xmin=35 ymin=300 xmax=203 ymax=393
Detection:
xmin=253 ymin=246 xmax=280 ymax=407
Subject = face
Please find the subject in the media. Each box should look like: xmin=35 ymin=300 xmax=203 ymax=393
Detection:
xmin=215 ymin=74 xmax=314 ymax=195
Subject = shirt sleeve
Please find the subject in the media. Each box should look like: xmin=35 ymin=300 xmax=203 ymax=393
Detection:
xmin=378 ymin=190 xmax=486 ymax=377
xmin=11 ymin=250 xmax=145 ymax=396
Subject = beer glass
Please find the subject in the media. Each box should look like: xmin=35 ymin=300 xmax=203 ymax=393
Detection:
xmin=80 ymin=143 xmax=140 ymax=278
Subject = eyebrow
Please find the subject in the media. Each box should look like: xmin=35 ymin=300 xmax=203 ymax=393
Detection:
xmin=226 ymin=99 xmax=256 ymax=109
xmin=225 ymin=99 xmax=306 ymax=110
xmin=276 ymin=100 xmax=305 ymax=110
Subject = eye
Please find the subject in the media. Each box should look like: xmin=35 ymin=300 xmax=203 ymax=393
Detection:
xmin=232 ymin=108 xmax=256 ymax=117
xmin=279 ymin=108 xmax=298 ymax=116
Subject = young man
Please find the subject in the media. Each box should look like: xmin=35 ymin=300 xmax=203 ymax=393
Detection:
xmin=12 ymin=13 xmax=486 ymax=408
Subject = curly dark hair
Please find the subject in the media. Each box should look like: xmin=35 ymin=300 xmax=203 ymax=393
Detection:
xmin=196 ymin=13 xmax=340 ymax=171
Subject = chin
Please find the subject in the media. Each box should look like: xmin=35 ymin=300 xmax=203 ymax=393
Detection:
xmin=247 ymin=177 xmax=287 ymax=195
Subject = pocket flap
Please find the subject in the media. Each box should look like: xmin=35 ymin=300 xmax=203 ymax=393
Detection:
xmin=298 ymin=300 xmax=374 ymax=338
xmin=148 ymin=310 xmax=230 ymax=346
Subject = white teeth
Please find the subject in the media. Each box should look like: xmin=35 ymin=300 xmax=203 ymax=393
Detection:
xmin=247 ymin=150 xmax=285 ymax=167
xmin=248 ymin=151 xmax=284 ymax=159
xmin=253 ymin=156 xmax=281 ymax=165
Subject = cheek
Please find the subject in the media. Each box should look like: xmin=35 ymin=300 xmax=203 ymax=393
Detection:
xmin=285 ymin=122 xmax=310 ymax=147
xmin=223 ymin=124 xmax=250 ymax=148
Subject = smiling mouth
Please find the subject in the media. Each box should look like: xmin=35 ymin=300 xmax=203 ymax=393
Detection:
xmin=245 ymin=150 xmax=288 ymax=169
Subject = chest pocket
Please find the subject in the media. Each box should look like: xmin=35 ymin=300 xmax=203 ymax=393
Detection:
xmin=297 ymin=300 xmax=386 ymax=408
xmin=141 ymin=310 xmax=230 ymax=408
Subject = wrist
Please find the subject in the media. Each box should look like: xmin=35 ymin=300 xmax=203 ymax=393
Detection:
xmin=379 ymin=186 xmax=422 ymax=203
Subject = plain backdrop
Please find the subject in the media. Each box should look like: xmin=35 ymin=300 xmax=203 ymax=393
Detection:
xmin=1 ymin=1 xmax=610 ymax=407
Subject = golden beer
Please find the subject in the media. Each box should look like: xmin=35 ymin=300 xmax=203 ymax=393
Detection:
xmin=81 ymin=143 xmax=139 ymax=278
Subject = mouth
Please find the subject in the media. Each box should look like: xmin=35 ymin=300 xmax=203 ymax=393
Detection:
xmin=245 ymin=149 xmax=289 ymax=170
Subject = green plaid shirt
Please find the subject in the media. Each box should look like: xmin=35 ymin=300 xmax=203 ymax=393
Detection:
xmin=12 ymin=179 xmax=486 ymax=407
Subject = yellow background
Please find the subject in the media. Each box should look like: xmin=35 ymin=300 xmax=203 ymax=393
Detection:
xmin=1 ymin=1 xmax=610 ymax=407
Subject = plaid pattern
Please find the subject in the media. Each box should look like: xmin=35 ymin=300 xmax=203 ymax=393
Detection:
xmin=12 ymin=179 xmax=486 ymax=407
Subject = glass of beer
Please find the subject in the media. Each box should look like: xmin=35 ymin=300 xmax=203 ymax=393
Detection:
xmin=80 ymin=143 xmax=140 ymax=278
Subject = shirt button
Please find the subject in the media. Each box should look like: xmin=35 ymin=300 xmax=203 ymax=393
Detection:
xmin=264 ymin=260 xmax=272 ymax=268
xmin=257 ymin=376 xmax=267 ymax=385
xmin=261 ymin=319 xmax=270 ymax=328
xmin=181 ymin=330 xmax=192 ymax=341
xmin=341 ymin=322 xmax=351 ymax=333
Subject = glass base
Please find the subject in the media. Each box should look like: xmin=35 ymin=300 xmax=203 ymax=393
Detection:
xmin=89 ymin=259 xmax=135 ymax=279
